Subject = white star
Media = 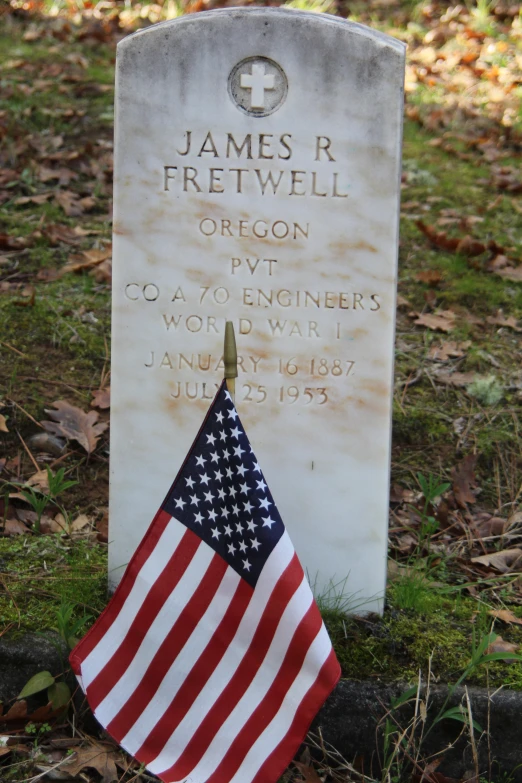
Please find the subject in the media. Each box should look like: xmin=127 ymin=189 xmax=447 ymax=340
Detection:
xmin=228 ymin=542 xmax=236 ymax=555
xmin=235 ymin=521 xmax=244 ymax=534
xmin=227 ymin=407 xmax=238 ymax=421
xmin=200 ymin=472 xmax=210 ymax=486
xmin=221 ymin=506 xmax=230 ymax=519
xmin=238 ymin=540 xmax=247 ymax=553
xmin=232 ymin=503 xmax=240 ymax=516
xmin=256 ymin=478 xmax=267 ymax=492
xmin=223 ymin=448 xmax=231 ymax=460
xmin=224 ymin=524 xmax=233 ymax=536
xmin=224 ymin=390 xmax=232 ymax=401
xmin=219 ymin=430 xmax=227 ymax=442
xmin=242 ymin=559 xmax=251 ymax=572
xmin=186 ymin=476 xmax=195 ymax=489
xmin=250 ymin=538 xmax=261 ymax=551
xmin=236 ymin=463 xmax=248 ymax=477
xmin=211 ymin=527 xmax=221 ymax=540
xmin=230 ymin=426 xmax=241 ymax=439
xmin=243 ymin=500 xmax=253 ymax=512
xmin=228 ymin=485 xmax=237 ymax=498
xmin=259 ymin=497 xmax=271 ymax=510
xmin=226 ymin=467 xmax=234 ymax=480
xmin=204 ymin=490 xmax=214 ymax=503
xmin=174 ymin=498 xmax=186 ymax=510
xmin=246 ymin=519 xmax=256 ymax=533
xmin=195 ymin=455 xmax=206 ymax=467
xmin=216 ymin=411 xmax=224 ymax=423
xmin=207 ymin=433 xmax=216 ymax=445
xmin=234 ymin=444 xmax=245 ymax=458
xmin=209 ymin=451 xmax=219 ymax=464
xmin=194 ymin=512 xmax=204 ymax=524
xmin=240 ymin=482 xmax=249 ymax=496
xmin=218 ymin=488 xmax=226 ymax=501
xmin=190 ymin=494 xmax=200 ymax=506
xmin=208 ymin=509 xmax=217 ymax=522
xmin=263 ymin=516 xmax=275 ymax=528
xmin=252 ymin=461 xmax=261 ymax=473
xmin=214 ymin=469 xmax=223 ymax=482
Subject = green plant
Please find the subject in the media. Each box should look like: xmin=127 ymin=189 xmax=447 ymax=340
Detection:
xmin=19 ymin=466 xmax=78 ymax=533
xmin=409 ymin=473 xmax=451 ymax=557
xmin=53 ymin=598 xmax=92 ymax=650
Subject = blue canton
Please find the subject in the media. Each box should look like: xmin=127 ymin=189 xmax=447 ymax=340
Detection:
xmin=163 ymin=382 xmax=285 ymax=587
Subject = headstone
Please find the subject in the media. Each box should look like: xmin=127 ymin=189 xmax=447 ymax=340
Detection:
xmin=110 ymin=8 xmax=405 ymax=614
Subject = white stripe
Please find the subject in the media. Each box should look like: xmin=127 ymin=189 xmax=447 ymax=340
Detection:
xmin=94 ymin=542 xmax=217 ymax=727
xmin=147 ymin=531 xmax=297 ymax=775
xmin=121 ymin=566 xmax=241 ymax=754
xmin=170 ymin=575 xmax=314 ymax=782
xmin=229 ymin=624 xmax=333 ymax=783
xmin=81 ymin=519 xmax=185 ymax=687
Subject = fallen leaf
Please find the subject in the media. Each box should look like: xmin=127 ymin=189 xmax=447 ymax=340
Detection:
xmin=495 ymin=266 xmax=522 ymax=283
xmin=474 ymin=516 xmax=507 ymax=538
xmin=25 ymin=469 xmax=50 ymax=493
xmin=414 ymin=310 xmax=456 ymax=332
xmin=96 ymin=509 xmax=108 ymax=543
xmin=428 ymin=340 xmax=471 ymax=361
xmin=488 ymin=609 xmax=522 ymax=626
xmin=2 ymin=519 xmax=30 ymax=535
xmin=416 ymin=270 xmax=442 ymax=285
xmin=486 ymin=313 xmax=521 ymax=331
xmin=293 ymin=761 xmax=323 ymax=783
xmin=471 ymin=548 xmax=522 ymax=573
xmin=71 ymin=513 xmax=92 ymax=532
xmin=3 ymin=700 xmax=27 ymax=721
xmin=435 ymin=371 xmax=478 ymax=387
xmin=485 ymin=636 xmax=519 ymax=655
xmin=452 ymin=454 xmax=477 ymax=507
xmin=91 ymin=387 xmax=110 ymax=409
xmin=62 ymin=742 xmax=119 ymax=783
xmin=0 ymin=414 xmax=8 ymax=432
xmin=41 ymin=400 xmax=108 ymax=454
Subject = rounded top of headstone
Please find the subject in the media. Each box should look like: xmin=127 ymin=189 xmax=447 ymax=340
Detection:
xmin=118 ymin=8 xmax=406 ymax=57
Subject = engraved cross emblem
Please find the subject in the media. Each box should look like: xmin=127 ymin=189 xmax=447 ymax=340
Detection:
xmin=240 ymin=63 xmax=275 ymax=109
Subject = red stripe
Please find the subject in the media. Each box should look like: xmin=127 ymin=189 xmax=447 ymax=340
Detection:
xmin=70 ymin=509 xmax=173 ymax=674
xmin=158 ymin=554 xmax=304 ymax=781
xmin=136 ymin=576 xmax=253 ymax=766
xmin=205 ymin=602 xmax=322 ymax=783
xmin=87 ymin=528 xmax=200 ymax=710
xmin=251 ymin=648 xmax=341 ymax=783
xmin=107 ymin=553 xmax=229 ymax=740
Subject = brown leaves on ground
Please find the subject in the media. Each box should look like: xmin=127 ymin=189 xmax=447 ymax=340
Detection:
xmin=41 ymin=400 xmax=108 ymax=454
xmin=452 ymin=455 xmax=478 ymax=507
xmin=485 ymin=636 xmax=519 ymax=655
xmin=61 ymin=741 xmax=119 ymax=783
xmin=488 ymin=609 xmax=522 ymax=626
xmin=471 ymin=549 xmax=522 ymax=573
xmin=414 ymin=310 xmax=457 ymax=332
xmin=91 ymin=386 xmax=110 ymax=409
xmin=51 ymin=243 xmax=112 ymax=285
xmin=428 ymin=340 xmax=471 ymax=361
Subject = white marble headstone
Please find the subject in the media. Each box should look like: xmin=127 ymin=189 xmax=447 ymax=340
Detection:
xmin=109 ymin=9 xmax=405 ymax=613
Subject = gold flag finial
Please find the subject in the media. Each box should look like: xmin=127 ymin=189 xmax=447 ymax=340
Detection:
xmin=224 ymin=321 xmax=238 ymax=401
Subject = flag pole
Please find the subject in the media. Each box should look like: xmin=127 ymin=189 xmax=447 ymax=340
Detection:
xmin=224 ymin=321 xmax=238 ymax=402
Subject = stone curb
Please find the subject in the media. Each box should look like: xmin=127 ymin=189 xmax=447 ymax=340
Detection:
xmin=2 ymin=634 xmax=522 ymax=780
xmin=314 ymin=679 xmax=522 ymax=781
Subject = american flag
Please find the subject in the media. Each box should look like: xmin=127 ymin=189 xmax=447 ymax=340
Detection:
xmin=70 ymin=381 xmax=340 ymax=783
